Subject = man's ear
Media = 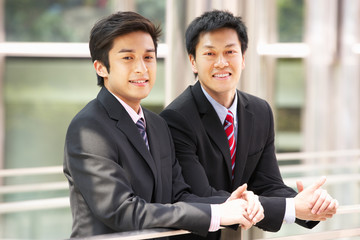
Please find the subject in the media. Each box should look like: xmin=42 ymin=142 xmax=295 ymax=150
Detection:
xmin=94 ymin=60 xmax=108 ymax=78
xmin=189 ymin=54 xmax=198 ymax=73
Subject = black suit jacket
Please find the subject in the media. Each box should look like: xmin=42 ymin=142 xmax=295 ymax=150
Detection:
xmin=63 ymin=87 xmax=227 ymax=238
xmin=160 ymin=81 xmax=318 ymax=234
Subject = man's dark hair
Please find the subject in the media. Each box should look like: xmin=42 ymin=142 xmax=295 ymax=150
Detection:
xmin=89 ymin=11 xmax=161 ymax=86
xmin=185 ymin=10 xmax=248 ymax=58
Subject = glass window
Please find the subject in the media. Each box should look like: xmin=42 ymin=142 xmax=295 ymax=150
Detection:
xmin=4 ymin=56 xmax=164 ymax=169
xmin=1 ymin=208 xmax=72 ymax=239
xmin=274 ymin=59 xmax=305 ymax=152
xmin=277 ymin=0 xmax=305 ymax=42
xmin=4 ymin=58 xmax=97 ymax=170
xmin=5 ymin=0 xmax=113 ymax=42
xmin=135 ymin=0 xmax=166 ymax=42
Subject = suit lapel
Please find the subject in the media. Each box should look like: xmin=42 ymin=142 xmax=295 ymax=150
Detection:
xmin=97 ymin=87 xmax=158 ymax=183
xmin=192 ymin=82 xmax=233 ymax=180
xmin=143 ymin=110 xmax=163 ymax=201
xmin=232 ymin=90 xmax=254 ymax=189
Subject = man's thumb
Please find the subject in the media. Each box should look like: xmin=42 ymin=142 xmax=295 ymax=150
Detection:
xmin=309 ymin=176 xmax=326 ymax=191
xmin=296 ymin=180 xmax=304 ymax=193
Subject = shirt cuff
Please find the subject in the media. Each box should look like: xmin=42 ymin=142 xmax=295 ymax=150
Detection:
xmin=209 ymin=204 xmax=221 ymax=232
xmin=284 ymin=198 xmax=296 ymax=224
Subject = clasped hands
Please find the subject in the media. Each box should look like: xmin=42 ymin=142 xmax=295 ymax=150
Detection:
xmin=217 ymin=176 xmax=338 ymax=230
xmin=294 ymin=176 xmax=338 ymax=221
xmin=218 ymin=184 xmax=264 ymax=230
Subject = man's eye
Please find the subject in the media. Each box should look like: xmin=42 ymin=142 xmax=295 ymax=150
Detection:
xmin=123 ymin=56 xmax=132 ymax=60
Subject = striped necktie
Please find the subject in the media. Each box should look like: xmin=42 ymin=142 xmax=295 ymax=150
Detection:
xmin=224 ymin=110 xmax=236 ymax=179
xmin=136 ymin=118 xmax=149 ymax=150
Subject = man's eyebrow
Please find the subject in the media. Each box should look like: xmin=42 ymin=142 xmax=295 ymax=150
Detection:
xmin=118 ymin=48 xmax=156 ymax=53
xmin=203 ymin=45 xmax=215 ymax=49
xmin=118 ymin=49 xmax=134 ymax=53
xmin=225 ymin=43 xmax=238 ymax=48
xmin=202 ymin=43 xmax=239 ymax=49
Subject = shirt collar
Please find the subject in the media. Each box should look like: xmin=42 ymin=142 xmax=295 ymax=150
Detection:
xmin=108 ymin=91 xmax=145 ymax=125
xmin=201 ymin=85 xmax=238 ymax=126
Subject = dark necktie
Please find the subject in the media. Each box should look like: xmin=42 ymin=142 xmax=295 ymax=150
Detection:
xmin=136 ymin=118 xmax=149 ymax=150
xmin=224 ymin=110 xmax=236 ymax=179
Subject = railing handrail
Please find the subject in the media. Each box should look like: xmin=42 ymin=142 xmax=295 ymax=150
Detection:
xmin=0 ymin=42 xmax=168 ymax=58
xmin=67 ymin=228 xmax=193 ymax=240
xmin=0 ymin=181 xmax=68 ymax=194
xmin=0 ymin=165 xmax=63 ymax=177
xmin=0 ymin=173 xmax=359 ymax=195
xmin=0 ymin=149 xmax=359 ymax=177
xmin=0 ymin=194 xmax=357 ymax=214
xmin=276 ymin=149 xmax=360 ymax=161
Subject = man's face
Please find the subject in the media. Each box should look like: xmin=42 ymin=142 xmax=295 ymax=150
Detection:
xmin=190 ymin=27 xmax=245 ymax=104
xmin=95 ymin=31 xmax=156 ymax=111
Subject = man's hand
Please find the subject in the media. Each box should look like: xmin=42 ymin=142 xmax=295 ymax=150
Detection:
xmin=219 ymin=198 xmax=252 ymax=230
xmin=295 ymin=176 xmax=338 ymax=221
xmin=227 ymin=184 xmax=264 ymax=226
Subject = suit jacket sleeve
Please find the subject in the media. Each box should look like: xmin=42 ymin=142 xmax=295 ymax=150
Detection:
xmin=245 ymin=101 xmax=318 ymax=230
xmin=64 ymin=105 xmax=217 ymax=237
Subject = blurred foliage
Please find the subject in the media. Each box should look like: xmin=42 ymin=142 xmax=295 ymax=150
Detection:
xmin=5 ymin=0 xmax=166 ymax=42
xmin=5 ymin=0 xmax=111 ymax=42
xmin=277 ymin=0 xmax=304 ymax=42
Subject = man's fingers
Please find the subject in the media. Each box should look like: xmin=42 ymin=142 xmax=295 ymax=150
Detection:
xmin=239 ymin=216 xmax=253 ymax=230
xmin=252 ymin=204 xmax=264 ymax=224
xmin=308 ymin=188 xmax=321 ymax=209
xmin=311 ymin=189 xmax=327 ymax=214
xmin=244 ymin=191 xmax=255 ymax=215
xmin=316 ymin=193 xmax=332 ymax=214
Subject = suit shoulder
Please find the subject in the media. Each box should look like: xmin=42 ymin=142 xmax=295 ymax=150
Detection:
xmin=143 ymin=108 xmax=168 ymax=126
xmin=238 ymin=90 xmax=271 ymax=110
xmin=67 ymin=98 xmax=107 ymax=133
xmin=161 ymin=87 xmax=197 ymax=119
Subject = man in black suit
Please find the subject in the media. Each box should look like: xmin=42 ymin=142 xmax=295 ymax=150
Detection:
xmin=63 ymin=11 xmax=264 ymax=239
xmin=160 ymin=10 xmax=338 ymax=236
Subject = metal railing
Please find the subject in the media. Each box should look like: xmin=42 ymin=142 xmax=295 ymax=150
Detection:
xmin=62 ymin=205 xmax=360 ymax=240
xmin=0 ymin=149 xmax=359 ymax=239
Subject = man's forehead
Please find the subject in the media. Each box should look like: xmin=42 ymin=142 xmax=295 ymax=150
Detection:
xmin=197 ymin=30 xmax=241 ymax=48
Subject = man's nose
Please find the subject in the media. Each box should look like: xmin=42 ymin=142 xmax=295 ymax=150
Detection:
xmin=214 ymin=55 xmax=229 ymax=68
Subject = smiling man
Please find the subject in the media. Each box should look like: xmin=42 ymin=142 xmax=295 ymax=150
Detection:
xmin=160 ymin=10 xmax=338 ymax=240
xmin=63 ymin=11 xmax=264 ymax=239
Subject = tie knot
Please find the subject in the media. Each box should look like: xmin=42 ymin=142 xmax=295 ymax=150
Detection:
xmin=225 ymin=110 xmax=234 ymax=124
xmin=136 ymin=118 xmax=146 ymax=130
